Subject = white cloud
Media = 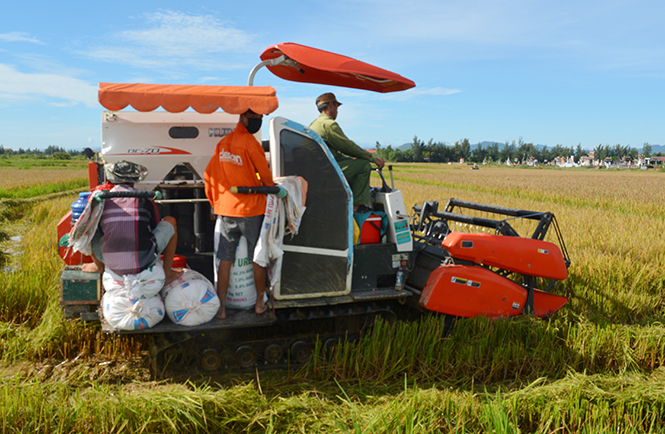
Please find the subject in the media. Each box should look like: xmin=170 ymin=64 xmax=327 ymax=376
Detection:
xmin=0 ymin=32 xmax=43 ymax=44
xmin=82 ymin=10 xmax=256 ymax=71
xmin=0 ymin=64 xmax=97 ymax=107
xmin=417 ymin=87 xmax=461 ymax=96
xmin=198 ymin=76 xmax=223 ymax=83
xmin=382 ymin=87 xmax=462 ymax=101
xmin=13 ymin=54 xmax=88 ymax=77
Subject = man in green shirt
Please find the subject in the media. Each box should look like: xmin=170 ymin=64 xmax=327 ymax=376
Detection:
xmin=309 ymin=92 xmax=385 ymax=211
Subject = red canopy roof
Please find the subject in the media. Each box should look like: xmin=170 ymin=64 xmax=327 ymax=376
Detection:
xmin=98 ymin=83 xmax=278 ymax=114
xmin=260 ymin=42 xmax=415 ymax=93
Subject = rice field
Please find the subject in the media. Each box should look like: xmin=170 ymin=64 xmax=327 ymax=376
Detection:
xmin=1 ymin=163 xmax=665 ymax=433
xmin=0 ymin=166 xmax=88 ymax=199
xmin=0 ymin=168 xmax=86 ymax=189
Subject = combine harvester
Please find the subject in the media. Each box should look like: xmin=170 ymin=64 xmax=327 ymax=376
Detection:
xmin=57 ymin=42 xmax=570 ymax=375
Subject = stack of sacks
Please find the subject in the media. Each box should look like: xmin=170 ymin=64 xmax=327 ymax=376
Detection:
xmin=101 ymin=262 xmax=166 ymax=330
xmin=161 ymin=269 xmax=220 ymax=326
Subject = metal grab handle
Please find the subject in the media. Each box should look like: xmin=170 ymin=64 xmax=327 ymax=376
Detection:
xmin=230 ymin=186 xmax=281 ymax=195
xmin=388 ymin=165 xmax=395 ymax=190
xmin=374 ymin=168 xmax=392 ymax=192
xmin=96 ymin=190 xmax=162 ymax=201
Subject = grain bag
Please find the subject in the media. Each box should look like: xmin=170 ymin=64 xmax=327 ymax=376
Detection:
xmin=102 ymin=292 xmax=165 ymax=330
xmin=161 ymin=269 xmax=220 ymax=326
xmin=102 ymin=261 xmax=165 ymax=299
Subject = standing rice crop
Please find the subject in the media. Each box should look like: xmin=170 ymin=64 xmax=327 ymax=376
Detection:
xmin=1 ymin=165 xmax=665 ymax=433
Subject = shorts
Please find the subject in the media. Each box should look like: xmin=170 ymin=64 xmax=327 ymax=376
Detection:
xmin=215 ymin=215 xmax=264 ymax=262
xmin=152 ymin=220 xmax=175 ymax=255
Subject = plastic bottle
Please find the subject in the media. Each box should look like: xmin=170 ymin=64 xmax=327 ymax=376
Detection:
xmin=70 ymin=192 xmax=91 ymax=223
xmin=395 ymin=270 xmax=405 ymax=290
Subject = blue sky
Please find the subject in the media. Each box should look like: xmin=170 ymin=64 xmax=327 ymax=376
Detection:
xmin=0 ymin=0 xmax=663 ymax=151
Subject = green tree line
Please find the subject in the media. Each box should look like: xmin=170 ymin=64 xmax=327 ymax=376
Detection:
xmin=0 ymin=145 xmax=86 ymax=159
xmin=376 ymin=137 xmax=659 ymax=164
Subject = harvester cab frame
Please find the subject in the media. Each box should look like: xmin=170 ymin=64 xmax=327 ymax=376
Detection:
xmin=58 ymin=42 xmax=571 ymax=374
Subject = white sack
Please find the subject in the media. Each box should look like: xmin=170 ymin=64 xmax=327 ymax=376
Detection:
xmin=214 ymin=221 xmax=259 ymax=310
xmin=102 ymin=292 xmax=165 ymax=331
xmin=102 ymin=261 xmax=165 ymax=299
xmin=227 ymin=236 xmax=258 ymax=309
xmin=161 ymin=269 xmax=220 ymax=326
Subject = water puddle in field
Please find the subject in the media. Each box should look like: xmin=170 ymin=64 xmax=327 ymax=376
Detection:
xmin=1 ymin=235 xmax=22 ymax=273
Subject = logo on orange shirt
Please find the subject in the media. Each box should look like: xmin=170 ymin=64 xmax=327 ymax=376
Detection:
xmin=219 ymin=148 xmax=243 ymax=166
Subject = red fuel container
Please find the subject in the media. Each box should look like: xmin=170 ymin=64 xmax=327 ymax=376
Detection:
xmin=161 ymin=254 xmax=187 ymax=268
xmin=359 ymin=214 xmax=382 ymax=244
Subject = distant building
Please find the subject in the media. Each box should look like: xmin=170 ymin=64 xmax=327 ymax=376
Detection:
xmin=646 ymin=156 xmax=665 ymax=167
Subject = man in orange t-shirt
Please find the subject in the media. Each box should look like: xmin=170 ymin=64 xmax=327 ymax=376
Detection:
xmin=204 ymin=109 xmax=275 ymax=319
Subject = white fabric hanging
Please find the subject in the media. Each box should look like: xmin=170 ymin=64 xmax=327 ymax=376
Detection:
xmin=68 ymin=191 xmax=104 ymax=256
xmin=253 ymin=176 xmax=307 ymax=289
